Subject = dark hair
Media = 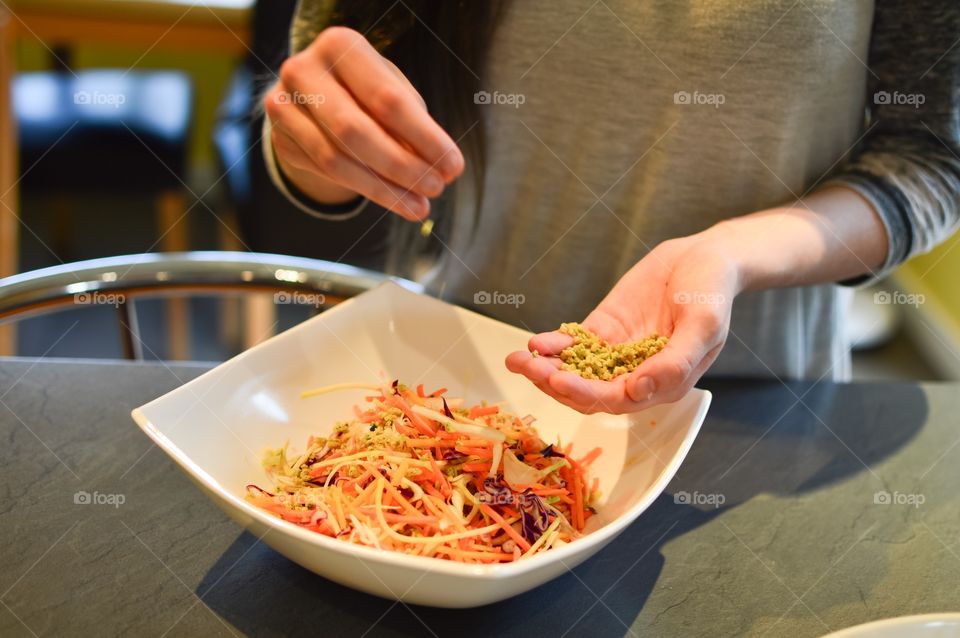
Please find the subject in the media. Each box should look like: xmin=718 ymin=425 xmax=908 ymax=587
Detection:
xmin=327 ymin=2 xmax=506 ymax=276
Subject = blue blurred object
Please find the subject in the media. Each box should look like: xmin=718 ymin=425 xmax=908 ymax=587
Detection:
xmin=212 ymin=65 xmax=252 ymax=205
xmin=15 ymin=69 xmax=194 ymax=192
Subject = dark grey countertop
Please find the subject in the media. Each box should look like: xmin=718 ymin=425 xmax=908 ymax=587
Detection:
xmin=0 ymin=357 xmax=957 ymax=637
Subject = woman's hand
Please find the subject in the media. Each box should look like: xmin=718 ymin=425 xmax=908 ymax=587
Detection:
xmin=506 ymin=232 xmax=742 ymax=414
xmin=505 ymin=186 xmax=889 ymax=415
xmin=264 ymin=26 xmax=464 ymax=220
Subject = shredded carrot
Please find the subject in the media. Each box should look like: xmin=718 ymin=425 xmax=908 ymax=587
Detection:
xmin=531 ymin=488 xmax=569 ymax=497
xmin=382 ymin=513 xmax=437 ymax=525
xmin=571 ymin=469 xmax=584 ymax=530
xmin=456 ymin=438 xmax=493 ymax=448
xmin=404 ymin=438 xmax=455 ymax=448
xmin=249 ymin=380 xmax=599 ymax=563
xmin=500 ymin=505 xmax=522 ymax=519
xmin=469 ymin=405 xmax=500 ymax=419
xmin=579 ymin=446 xmax=602 ymax=467
xmin=480 ymin=504 xmax=532 ymax=552
xmin=388 ymin=394 xmax=435 ymax=437
xmin=458 ymin=447 xmax=493 ymax=459
xmin=422 ymin=481 xmax=444 ymax=499
xmin=462 ymin=462 xmax=492 ymax=474
xmin=434 ymin=547 xmax=514 ymax=562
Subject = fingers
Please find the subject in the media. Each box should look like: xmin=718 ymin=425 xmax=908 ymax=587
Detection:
xmin=506 ymin=351 xmax=601 ymax=414
xmin=380 ymin=57 xmax=427 ymax=110
xmin=505 ymin=350 xmax=561 ymax=384
xmin=507 ymin=309 xmax=726 ymax=415
xmin=284 ymin=71 xmax=446 ymax=200
xmin=626 ymin=310 xmax=724 ymax=404
xmin=548 ymin=373 xmax=628 ymax=413
xmin=268 ymin=104 xmax=429 ymax=221
xmin=317 ymin=28 xmax=464 ymax=181
xmin=527 ymin=331 xmax=573 ymax=356
xmin=510 ymin=339 xmax=642 ymax=414
xmin=268 ymin=26 xmax=466 ymax=222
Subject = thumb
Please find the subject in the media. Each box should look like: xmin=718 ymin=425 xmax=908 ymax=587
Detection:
xmin=625 ymin=314 xmax=717 ymax=402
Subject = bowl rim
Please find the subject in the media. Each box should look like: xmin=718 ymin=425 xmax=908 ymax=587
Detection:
xmin=822 ymin=613 xmax=960 ymax=637
xmin=131 ymin=281 xmax=712 ymax=579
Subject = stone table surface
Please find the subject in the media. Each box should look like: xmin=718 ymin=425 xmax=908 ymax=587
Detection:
xmin=0 ymin=357 xmax=958 ymax=637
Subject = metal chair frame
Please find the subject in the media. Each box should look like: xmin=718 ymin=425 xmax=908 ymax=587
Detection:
xmin=0 ymin=251 xmax=421 ymax=360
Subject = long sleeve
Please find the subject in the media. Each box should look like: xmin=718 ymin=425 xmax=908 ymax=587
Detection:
xmin=827 ymin=0 xmax=960 ymax=284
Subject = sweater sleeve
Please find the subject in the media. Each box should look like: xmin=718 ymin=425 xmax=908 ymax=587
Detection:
xmin=825 ymin=0 xmax=960 ymax=285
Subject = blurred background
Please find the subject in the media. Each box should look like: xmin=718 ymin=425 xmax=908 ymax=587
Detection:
xmin=0 ymin=0 xmax=957 ymax=382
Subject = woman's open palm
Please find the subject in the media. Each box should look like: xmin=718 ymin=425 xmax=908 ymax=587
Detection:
xmin=506 ymin=235 xmax=740 ymax=414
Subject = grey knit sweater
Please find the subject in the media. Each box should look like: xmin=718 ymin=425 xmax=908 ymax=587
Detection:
xmin=268 ymin=0 xmax=960 ymax=380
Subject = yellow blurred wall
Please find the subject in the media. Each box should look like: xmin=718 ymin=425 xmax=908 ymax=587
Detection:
xmin=902 ymin=238 xmax=960 ymax=321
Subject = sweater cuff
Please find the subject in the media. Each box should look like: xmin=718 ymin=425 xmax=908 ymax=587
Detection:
xmin=822 ymin=172 xmax=914 ymax=287
xmin=262 ymin=116 xmax=369 ymax=221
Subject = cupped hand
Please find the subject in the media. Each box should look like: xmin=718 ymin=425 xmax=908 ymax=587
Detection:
xmin=506 ymin=234 xmax=742 ymax=414
xmin=264 ymin=26 xmax=464 ymax=220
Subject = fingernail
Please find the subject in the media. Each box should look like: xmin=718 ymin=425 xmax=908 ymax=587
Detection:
xmin=440 ymin=150 xmax=463 ymax=180
xmin=422 ymin=173 xmax=443 ymax=197
xmin=630 ymin=376 xmax=655 ymax=402
xmin=402 ymin=197 xmax=427 ymax=220
xmin=414 ymin=197 xmax=429 ymax=217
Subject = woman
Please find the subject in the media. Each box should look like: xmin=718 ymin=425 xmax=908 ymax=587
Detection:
xmin=262 ymin=1 xmax=959 ymax=414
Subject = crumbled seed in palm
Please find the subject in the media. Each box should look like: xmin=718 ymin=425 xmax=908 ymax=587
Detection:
xmin=557 ymin=322 xmax=668 ymax=381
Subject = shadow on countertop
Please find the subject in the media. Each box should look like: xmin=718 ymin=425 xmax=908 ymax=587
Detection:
xmin=199 ymin=379 xmax=928 ymax=637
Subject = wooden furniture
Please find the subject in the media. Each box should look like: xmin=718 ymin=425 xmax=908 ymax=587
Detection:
xmin=0 ymin=0 xmax=253 ymax=355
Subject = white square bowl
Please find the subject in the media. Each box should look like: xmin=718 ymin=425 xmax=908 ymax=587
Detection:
xmin=131 ymin=281 xmax=711 ymax=608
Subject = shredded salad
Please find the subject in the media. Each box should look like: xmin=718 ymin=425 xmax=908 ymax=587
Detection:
xmin=246 ymin=381 xmax=602 ymax=563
